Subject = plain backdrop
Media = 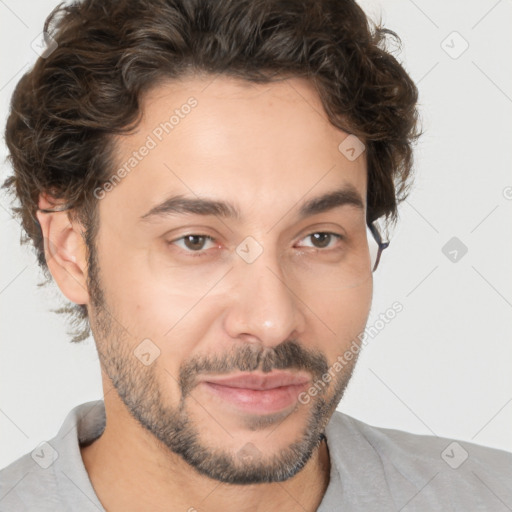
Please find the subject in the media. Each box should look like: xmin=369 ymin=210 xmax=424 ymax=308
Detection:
xmin=1 ymin=0 xmax=511 ymax=469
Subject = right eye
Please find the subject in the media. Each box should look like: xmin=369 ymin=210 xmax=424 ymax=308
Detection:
xmin=169 ymin=234 xmax=218 ymax=255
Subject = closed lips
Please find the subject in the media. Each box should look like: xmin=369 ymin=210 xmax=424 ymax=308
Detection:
xmin=201 ymin=372 xmax=311 ymax=390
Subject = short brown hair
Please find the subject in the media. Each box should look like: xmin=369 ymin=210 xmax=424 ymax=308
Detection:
xmin=4 ymin=0 xmax=421 ymax=341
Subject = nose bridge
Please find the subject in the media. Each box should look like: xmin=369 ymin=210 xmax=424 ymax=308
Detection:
xmin=223 ymin=242 xmax=305 ymax=346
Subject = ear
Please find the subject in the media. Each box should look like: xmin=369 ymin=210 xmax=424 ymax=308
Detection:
xmin=36 ymin=194 xmax=90 ymax=305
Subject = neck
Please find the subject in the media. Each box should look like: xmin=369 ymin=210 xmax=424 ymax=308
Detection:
xmin=80 ymin=394 xmax=331 ymax=512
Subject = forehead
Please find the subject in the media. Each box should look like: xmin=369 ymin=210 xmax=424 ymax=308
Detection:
xmin=104 ymin=74 xmax=367 ymax=224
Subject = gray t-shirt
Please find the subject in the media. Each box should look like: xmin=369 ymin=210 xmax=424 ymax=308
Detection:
xmin=0 ymin=400 xmax=511 ymax=511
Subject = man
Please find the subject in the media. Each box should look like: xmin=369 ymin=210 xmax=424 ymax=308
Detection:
xmin=1 ymin=0 xmax=511 ymax=510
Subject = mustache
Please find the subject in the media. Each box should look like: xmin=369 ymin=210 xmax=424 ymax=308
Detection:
xmin=178 ymin=340 xmax=329 ymax=396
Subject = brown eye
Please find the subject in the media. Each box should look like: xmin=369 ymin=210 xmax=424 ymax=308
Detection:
xmin=310 ymin=233 xmax=332 ymax=248
xmin=297 ymin=232 xmax=342 ymax=249
xmin=183 ymin=235 xmax=209 ymax=250
xmin=171 ymin=234 xmax=216 ymax=252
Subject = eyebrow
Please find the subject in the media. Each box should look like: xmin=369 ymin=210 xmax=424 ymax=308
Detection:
xmin=299 ymin=185 xmax=364 ymax=217
xmin=139 ymin=184 xmax=364 ymax=222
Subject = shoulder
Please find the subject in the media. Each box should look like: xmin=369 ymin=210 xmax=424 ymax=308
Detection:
xmin=335 ymin=411 xmax=512 ymax=469
xmin=324 ymin=410 xmax=512 ymax=510
xmin=0 ymin=449 xmax=61 ymax=511
xmin=0 ymin=401 xmax=105 ymax=512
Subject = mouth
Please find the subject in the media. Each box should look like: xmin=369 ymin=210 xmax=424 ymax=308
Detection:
xmin=198 ymin=371 xmax=311 ymax=415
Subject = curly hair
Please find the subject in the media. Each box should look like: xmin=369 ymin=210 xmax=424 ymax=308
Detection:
xmin=3 ymin=0 xmax=421 ymax=342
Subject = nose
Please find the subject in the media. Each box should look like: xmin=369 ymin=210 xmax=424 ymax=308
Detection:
xmin=222 ymin=251 xmax=306 ymax=348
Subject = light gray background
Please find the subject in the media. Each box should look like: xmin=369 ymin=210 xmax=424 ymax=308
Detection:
xmin=1 ymin=0 xmax=511 ymax=469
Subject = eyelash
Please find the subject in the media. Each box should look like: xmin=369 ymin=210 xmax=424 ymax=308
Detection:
xmin=170 ymin=235 xmax=219 ymax=258
xmin=168 ymin=232 xmax=344 ymax=258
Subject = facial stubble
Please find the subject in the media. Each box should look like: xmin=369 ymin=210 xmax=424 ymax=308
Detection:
xmin=86 ymin=246 xmax=360 ymax=484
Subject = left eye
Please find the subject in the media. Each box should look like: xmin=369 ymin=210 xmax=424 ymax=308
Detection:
xmin=296 ymin=232 xmax=342 ymax=249
xmin=172 ymin=235 xmax=216 ymax=252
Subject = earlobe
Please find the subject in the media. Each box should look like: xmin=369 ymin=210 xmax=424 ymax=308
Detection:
xmin=36 ymin=194 xmax=90 ymax=305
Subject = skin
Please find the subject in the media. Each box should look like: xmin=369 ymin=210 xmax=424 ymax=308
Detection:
xmin=37 ymin=74 xmax=373 ymax=512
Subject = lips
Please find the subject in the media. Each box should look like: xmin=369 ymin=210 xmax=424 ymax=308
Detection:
xmin=198 ymin=371 xmax=311 ymax=415
xmin=200 ymin=371 xmax=311 ymax=390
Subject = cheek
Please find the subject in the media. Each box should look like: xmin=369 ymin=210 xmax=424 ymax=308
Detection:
xmin=93 ymin=235 xmax=224 ymax=365
xmin=314 ymin=280 xmax=373 ymax=361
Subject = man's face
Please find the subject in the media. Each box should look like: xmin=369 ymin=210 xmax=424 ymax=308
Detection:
xmin=87 ymin=75 xmax=373 ymax=483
